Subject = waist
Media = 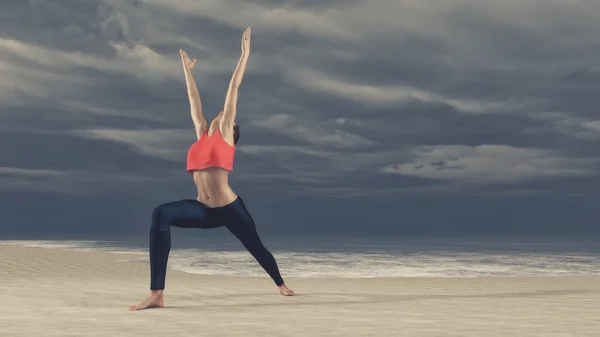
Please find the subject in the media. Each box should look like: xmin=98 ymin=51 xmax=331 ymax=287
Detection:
xmin=196 ymin=195 xmax=241 ymax=209
xmin=191 ymin=169 xmax=236 ymax=206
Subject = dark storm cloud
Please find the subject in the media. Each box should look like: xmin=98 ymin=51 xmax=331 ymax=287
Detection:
xmin=239 ymin=0 xmax=363 ymax=10
xmin=1 ymin=0 xmax=600 ymax=236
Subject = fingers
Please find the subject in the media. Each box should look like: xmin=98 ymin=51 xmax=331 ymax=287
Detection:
xmin=179 ymin=49 xmax=190 ymax=60
xmin=179 ymin=49 xmax=196 ymax=69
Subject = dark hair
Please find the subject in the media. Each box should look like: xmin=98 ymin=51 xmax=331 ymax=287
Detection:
xmin=233 ymin=124 xmax=240 ymax=145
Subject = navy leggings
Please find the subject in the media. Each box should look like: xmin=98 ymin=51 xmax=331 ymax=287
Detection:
xmin=149 ymin=196 xmax=284 ymax=290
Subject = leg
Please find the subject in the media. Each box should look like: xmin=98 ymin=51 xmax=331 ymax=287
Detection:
xmin=130 ymin=199 xmax=216 ymax=311
xmin=222 ymin=197 xmax=294 ymax=296
xmin=149 ymin=199 xmax=218 ymax=291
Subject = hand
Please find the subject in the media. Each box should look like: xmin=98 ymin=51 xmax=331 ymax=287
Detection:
xmin=241 ymin=27 xmax=251 ymax=54
xmin=179 ymin=49 xmax=196 ymax=70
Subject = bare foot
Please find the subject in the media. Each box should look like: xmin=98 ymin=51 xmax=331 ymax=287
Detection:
xmin=278 ymin=284 xmax=295 ymax=296
xmin=129 ymin=290 xmax=164 ymax=311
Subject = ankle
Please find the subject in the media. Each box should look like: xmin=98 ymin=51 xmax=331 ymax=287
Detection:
xmin=151 ymin=290 xmax=164 ymax=296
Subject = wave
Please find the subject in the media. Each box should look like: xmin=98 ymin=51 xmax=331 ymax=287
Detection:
xmin=4 ymin=239 xmax=600 ymax=278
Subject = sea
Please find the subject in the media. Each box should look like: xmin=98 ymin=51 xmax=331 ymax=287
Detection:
xmin=3 ymin=232 xmax=600 ymax=279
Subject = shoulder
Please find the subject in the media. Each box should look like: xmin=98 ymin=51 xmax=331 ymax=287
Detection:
xmin=195 ymin=125 xmax=208 ymax=140
xmin=219 ymin=120 xmax=235 ymax=134
xmin=218 ymin=121 xmax=236 ymax=146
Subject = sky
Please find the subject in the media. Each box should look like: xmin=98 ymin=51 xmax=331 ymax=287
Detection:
xmin=1 ymin=0 xmax=599 ymax=239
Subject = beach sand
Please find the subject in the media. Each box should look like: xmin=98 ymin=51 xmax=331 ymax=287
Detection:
xmin=0 ymin=243 xmax=598 ymax=337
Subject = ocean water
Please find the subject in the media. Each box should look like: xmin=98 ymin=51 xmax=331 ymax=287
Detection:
xmin=4 ymin=234 xmax=600 ymax=278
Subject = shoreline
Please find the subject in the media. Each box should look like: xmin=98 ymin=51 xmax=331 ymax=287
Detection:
xmin=2 ymin=239 xmax=598 ymax=280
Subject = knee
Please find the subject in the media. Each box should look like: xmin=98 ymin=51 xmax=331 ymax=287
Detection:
xmin=152 ymin=204 xmax=165 ymax=220
xmin=150 ymin=204 xmax=170 ymax=232
xmin=245 ymin=239 xmax=268 ymax=255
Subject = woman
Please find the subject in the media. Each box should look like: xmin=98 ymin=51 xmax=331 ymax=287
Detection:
xmin=130 ymin=27 xmax=294 ymax=311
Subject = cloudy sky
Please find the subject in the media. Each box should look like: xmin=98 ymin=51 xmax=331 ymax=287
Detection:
xmin=1 ymin=0 xmax=599 ymax=238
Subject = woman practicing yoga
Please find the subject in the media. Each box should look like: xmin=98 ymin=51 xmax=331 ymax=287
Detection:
xmin=130 ymin=27 xmax=294 ymax=311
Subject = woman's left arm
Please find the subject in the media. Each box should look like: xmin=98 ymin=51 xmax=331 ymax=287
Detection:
xmin=221 ymin=27 xmax=251 ymax=130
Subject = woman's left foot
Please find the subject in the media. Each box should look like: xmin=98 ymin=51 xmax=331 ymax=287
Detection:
xmin=278 ymin=284 xmax=295 ymax=296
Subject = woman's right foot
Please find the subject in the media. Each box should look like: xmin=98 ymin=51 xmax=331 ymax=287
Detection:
xmin=129 ymin=290 xmax=164 ymax=311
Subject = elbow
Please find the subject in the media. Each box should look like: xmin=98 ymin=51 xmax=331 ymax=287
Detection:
xmin=229 ymin=76 xmax=243 ymax=89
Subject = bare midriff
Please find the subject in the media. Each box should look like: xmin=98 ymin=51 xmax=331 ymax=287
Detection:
xmin=191 ymin=167 xmax=238 ymax=207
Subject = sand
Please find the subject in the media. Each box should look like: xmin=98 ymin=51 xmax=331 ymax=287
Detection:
xmin=0 ymin=243 xmax=598 ymax=337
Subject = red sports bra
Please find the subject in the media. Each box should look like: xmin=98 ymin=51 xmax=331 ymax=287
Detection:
xmin=186 ymin=129 xmax=235 ymax=172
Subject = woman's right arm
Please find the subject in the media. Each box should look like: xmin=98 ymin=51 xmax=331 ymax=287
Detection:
xmin=180 ymin=49 xmax=207 ymax=140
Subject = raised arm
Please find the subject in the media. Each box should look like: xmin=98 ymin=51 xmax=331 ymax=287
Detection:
xmin=221 ymin=27 xmax=251 ymax=132
xmin=179 ymin=49 xmax=207 ymax=140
